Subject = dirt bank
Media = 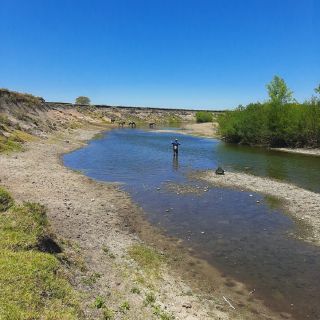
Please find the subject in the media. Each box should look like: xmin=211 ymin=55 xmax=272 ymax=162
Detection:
xmin=0 ymin=124 xmax=288 ymax=320
xmin=155 ymin=122 xmax=218 ymax=139
xmin=198 ymin=170 xmax=320 ymax=246
xmin=181 ymin=122 xmax=218 ymax=137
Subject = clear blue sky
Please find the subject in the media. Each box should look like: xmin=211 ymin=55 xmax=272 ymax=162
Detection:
xmin=0 ymin=0 xmax=319 ymax=109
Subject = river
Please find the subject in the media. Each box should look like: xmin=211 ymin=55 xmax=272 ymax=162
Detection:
xmin=64 ymin=128 xmax=320 ymax=319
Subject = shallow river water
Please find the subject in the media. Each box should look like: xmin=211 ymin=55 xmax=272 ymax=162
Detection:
xmin=64 ymin=129 xmax=320 ymax=319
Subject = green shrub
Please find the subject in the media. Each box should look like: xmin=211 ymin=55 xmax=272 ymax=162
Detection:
xmin=144 ymin=292 xmax=156 ymax=305
xmin=218 ymin=77 xmax=320 ymax=148
xmin=119 ymin=301 xmax=130 ymax=313
xmin=195 ymin=111 xmax=213 ymax=123
xmin=103 ymin=307 xmax=115 ymax=319
xmin=218 ymin=100 xmax=320 ymax=147
xmin=130 ymin=286 xmax=141 ymax=294
xmin=93 ymin=296 xmax=105 ymax=309
xmin=0 ymin=187 xmax=14 ymax=212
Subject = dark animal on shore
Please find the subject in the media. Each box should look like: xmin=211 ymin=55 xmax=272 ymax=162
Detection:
xmin=128 ymin=121 xmax=136 ymax=128
xmin=118 ymin=121 xmax=126 ymax=128
xmin=149 ymin=122 xmax=155 ymax=128
xmin=110 ymin=118 xmax=115 ymax=123
xmin=215 ymin=167 xmax=225 ymax=175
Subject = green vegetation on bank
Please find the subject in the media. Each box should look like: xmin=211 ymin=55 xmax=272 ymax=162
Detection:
xmin=0 ymin=129 xmax=36 ymax=153
xmin=0 ymin=88 xmax=44 ymax=106
xmin=195 ymin=111 xmax=213 ymax=123
xmin=0 ymin=187 xmax=13 ymax=212
xmin=0 ymin=187 xmax=80 ymax=319
xmin=218 ymin=76 xmax=320 ymax=147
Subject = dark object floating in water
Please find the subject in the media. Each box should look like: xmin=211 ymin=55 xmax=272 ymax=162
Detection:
xmin=215 ymin=167 xmax=225 ymax=175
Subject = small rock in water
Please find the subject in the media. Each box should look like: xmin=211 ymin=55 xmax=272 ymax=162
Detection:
xmin=157 ymin=187 xmax=161 ymax=191
xmin=256 ymin=200 xmax=260 ymax=203
xmin=249 ymin=194 xmax=253 ymax=197
xmin=201 ymin=231 xmax=205 ymax=234
xmin=165 ymin=209 xmax=170 ymax=212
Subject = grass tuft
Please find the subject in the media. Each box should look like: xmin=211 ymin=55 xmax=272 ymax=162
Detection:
xmin=119 ymin=301 xmax=130 ymax=313
xmin=128 ymin=244 xmax=164 ymax=277
xmin=144 ymin=292 xmax=156 ymax=306
xmin=0 ymin=187 xmax=14 ymax=212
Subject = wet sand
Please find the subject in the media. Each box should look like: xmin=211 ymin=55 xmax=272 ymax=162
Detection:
xmin=273 ymin=147 xmax=320 ymax=157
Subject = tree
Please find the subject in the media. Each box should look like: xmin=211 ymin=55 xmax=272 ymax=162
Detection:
xmin=315 ymin=84 xmax=320 ymax=95
xmin=75 ymin=96 xmax=91 ymax=105
xmin=195 ymin=111 xmax=213 ymax=123
xmin=266 ymin=76 xmax=293 ymax=104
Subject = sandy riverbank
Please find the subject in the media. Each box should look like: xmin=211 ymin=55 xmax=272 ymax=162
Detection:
xmin=198 ymin=170 xmax=320 ymax=246
xmin=0 ymin=125 xmax=289 ymax=320
xmin=272 ymin=147 xmax=320 ymax=157
xmin=155 ymin=122 xmax=218 ymax=138
xmin=180 ymin=122 xmax=218 ymax=138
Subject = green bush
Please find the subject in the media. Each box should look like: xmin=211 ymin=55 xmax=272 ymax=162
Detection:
xmin=218 ymin=77 xmax=320 ymax=148
xmin=218 ymin=100 xmax=320 ymax=147
xmin=0 ymin=187 xmax=14 ymax=212
xmin=195 ymin=111 xmax=213 ymax=123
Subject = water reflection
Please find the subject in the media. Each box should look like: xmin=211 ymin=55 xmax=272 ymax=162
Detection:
xmin=172 ymin=155 xmax=179 ymax=171
xmin=215 ymin=143 xmax=320 ymax=192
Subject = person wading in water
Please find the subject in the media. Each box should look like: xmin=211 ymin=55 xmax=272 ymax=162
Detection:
xmin=172 ymin=138 xmax=180 ymax=157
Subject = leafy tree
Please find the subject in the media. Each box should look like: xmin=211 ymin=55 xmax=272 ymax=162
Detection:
xmin=315 ymin=84 xmax=320 ymax=95
xmin=266 ymin=76 xmax=293 ymax=104
xmin=218 ymin=80 xmax=320 ymax=148
xmin=75 ymin=96 xmax=91 ymax=105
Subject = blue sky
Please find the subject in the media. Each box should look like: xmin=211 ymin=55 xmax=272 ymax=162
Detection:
xmin=0 ymin=0 xmax=319 ymax=109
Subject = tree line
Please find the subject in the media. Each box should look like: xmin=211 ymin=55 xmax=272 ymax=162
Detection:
xmin=218 ymin=76 xmax=320 ymax=148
